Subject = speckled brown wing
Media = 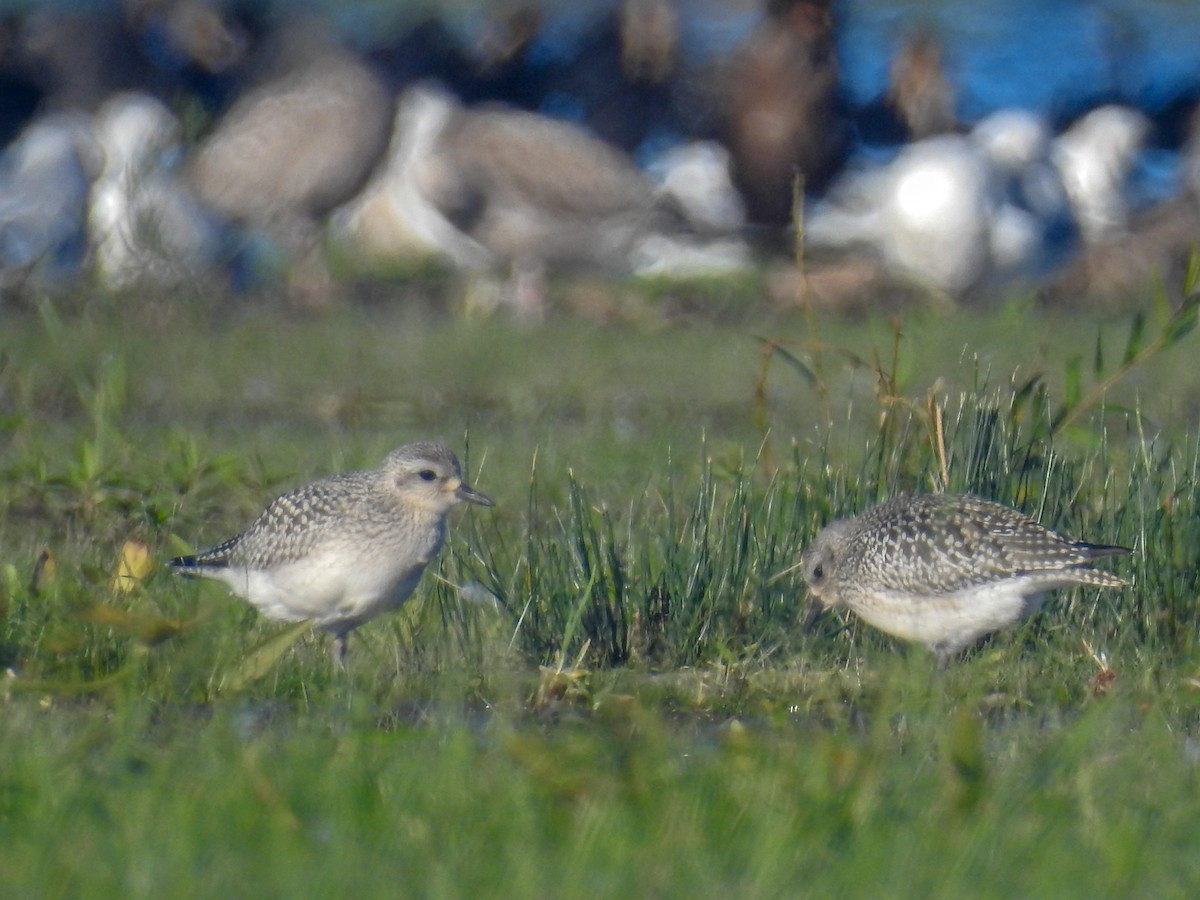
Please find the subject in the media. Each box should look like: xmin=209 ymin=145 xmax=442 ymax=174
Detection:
xmin=175 ymin=472 xmax=374 ymax=571
xmin=847 ymin=493 xmax=1128 ymax=595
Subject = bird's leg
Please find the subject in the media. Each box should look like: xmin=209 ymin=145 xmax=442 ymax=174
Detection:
xmin=509 ymin=256 xmax=546 ymax=321
xmin=332 ymin=633 xmax=349 ymax=672
xmin=934 ymin=644 xmax=952 ymax=671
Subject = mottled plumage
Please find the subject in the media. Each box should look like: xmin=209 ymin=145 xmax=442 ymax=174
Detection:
xmin=170 ymin=442 xmax=493 ymax=666
xmin=801 ymin=493 xmax=1129 ymax=664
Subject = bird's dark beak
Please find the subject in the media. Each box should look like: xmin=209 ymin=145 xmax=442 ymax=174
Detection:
xmin=457 ymin=483 xmax=495 ymax=507
xmin=800 ymin=595 xmax=824 ymax=631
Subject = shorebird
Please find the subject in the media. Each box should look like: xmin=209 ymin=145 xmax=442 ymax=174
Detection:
xmin=169 ymin=442 xmax=494 ymax=668
xmin=800 ymin=493 xmax=1129 ymax=665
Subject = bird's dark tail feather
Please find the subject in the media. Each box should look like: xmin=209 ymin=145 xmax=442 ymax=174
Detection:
xmin=169 ymin=554 xmax=233 ymax=577
xmin=167 ymin=555 xmax=201 ymax=576
xmin=168 ymin=536 xmax=236 ymax=574
xmin=1081 ymin=542 xmax=1133 ymax=560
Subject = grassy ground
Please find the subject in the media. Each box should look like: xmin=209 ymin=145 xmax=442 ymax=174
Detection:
xmin=2 ymin=280 xmax=1200 ymax=896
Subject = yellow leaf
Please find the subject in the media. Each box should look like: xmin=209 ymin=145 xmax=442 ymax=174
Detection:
xmin=77 ymin=603 xmax=195 ymax=646
xmin=138 ymin=618 xmax=191 ymax=646
xmin=112 ymin=540 xmax=153 ymax=593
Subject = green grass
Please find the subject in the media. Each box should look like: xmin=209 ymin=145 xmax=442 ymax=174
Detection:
xmin=2 ymin=687 xmax=1197 ymax=897
xmin=3 ymin=282 xmax=1200 ymax=896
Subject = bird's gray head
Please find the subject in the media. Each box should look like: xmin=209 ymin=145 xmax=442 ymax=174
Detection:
xmin=380 ymin=442 xmax=494 ymax=514
xmin=800 ymin=518 xmax=857 ymax=609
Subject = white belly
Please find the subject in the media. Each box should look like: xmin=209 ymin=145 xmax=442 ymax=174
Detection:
xmin=852 ymin=584 xmax=1044 ymax=654
xmin=209 ymin=548 xmax=427 ymax=632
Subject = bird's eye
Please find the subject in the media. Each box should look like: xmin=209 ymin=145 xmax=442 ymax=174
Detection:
xmin=417 ymin=469 xmax=437 ymax=482
xmin=811 ymin=563 xmax=824 ymax=581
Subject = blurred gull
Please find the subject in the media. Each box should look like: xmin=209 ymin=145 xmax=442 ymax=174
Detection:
xmin=879 ymin=135 xmax=992 ymax=294
xmin=89 ymin=92 xmax=224 ymax=290
xmin=330 ymin=85 xmax=494 ymax=271
xmin=332 ymin=84 xmax=750 ymax=298
xmin=971 ymin=108 xmax=1075 ymax=277
xmin=186 ymin=23 xmax=392 ymax=298
xmin=421 ymin=91 xmax=706 ymax=272
xmin=187 ymin=46 xmax=391 ymax=228
xmin=1052 ymin=104 xmax=1150 ymax=243
xmin=0 ymin=113 xmax=101 ymax=294
xmin=971 ymin=109 xmax=1062 ymax=213
xmin=1040 ymin=106 xmax=1200 ymax=304
xmin=646 ymin=140 xmax=747 ymax=234
xmin=805 ymin=108 xmax=1075 ymax=296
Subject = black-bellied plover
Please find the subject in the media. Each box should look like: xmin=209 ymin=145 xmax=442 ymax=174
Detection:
xmin=800 ymin=493 xmax=1129 ymax=665
xmin=169 ymin=442 xmax=494 ymax=668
